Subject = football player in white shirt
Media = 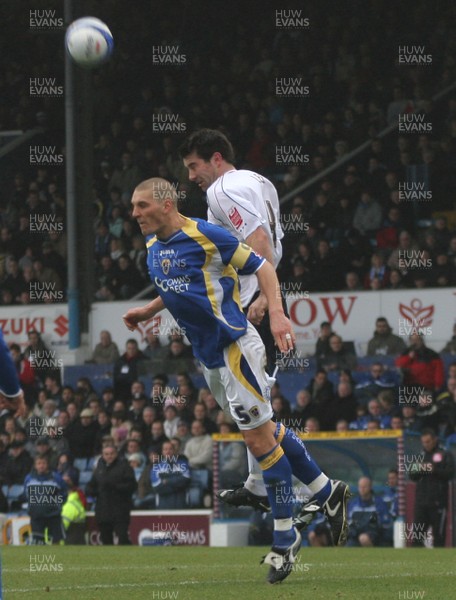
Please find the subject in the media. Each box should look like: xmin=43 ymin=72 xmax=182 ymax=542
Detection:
xmin=179 ymin=129 xmax=349 ymax=544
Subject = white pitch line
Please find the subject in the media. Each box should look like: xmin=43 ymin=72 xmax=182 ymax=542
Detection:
xmin=4 ymin=571 xmax=456 ymax=594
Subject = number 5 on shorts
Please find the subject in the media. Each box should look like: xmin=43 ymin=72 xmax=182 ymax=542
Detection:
xmin=233 ymin=403 xmax=251 ymax=424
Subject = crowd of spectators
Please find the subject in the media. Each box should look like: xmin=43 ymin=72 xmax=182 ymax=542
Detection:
xmin=1 ymin=1 xmax=456 ymax=304
xmin=1 ymin=315 xmax=456 ymax=520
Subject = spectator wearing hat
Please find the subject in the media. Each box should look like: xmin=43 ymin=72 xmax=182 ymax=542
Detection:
xmin=64 ymin=408 xmax=99 ymax=459
xmin=5 ymin=439 xmax=33 ymax=486
xmin=86 ymin=443 xmax=137 ymax=545
xmin=128 ymin=452 xmax=146 ymax=482
xmin=61 ymin=466 xmax=87 ymax=544
xmin=34 ymin=437 xmax=58 ymax=471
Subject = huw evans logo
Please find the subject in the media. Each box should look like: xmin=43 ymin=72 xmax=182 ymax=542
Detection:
xmin=152 ymin=46 xmax=186 ymax=65
xmin=152 ymin=113 xmax=187 ymax=133
xmin=275 ymin=10 xmax=310 ymax=29
xmin=398 ymin=113 xmax=432 ymax=133
xmin=30 ymin=10 xmax=63 ymax=29
xmin=398 ymin=182 xmax=432 ymax=201
xmin=276 ymin=145 xmax=310 ymax=165
xmin=30 ymin=78 xmax=63 ymax=97
xmin=398 ymin=45 xmax=432 ymax=65
xmin=275 ymin=78 xmax=309 ymax=97
xmin=30 ymin=146 xmax=64 ymax=165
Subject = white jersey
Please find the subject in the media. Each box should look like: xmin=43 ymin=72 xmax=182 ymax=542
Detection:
xmin=206 ymin=169 xmax=283 ymax=306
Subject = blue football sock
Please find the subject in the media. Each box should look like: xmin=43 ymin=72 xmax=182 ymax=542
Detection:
xmin=257 ymin=443 xmax=296 ymax=549
xmin=275 ymin=422 xmax=331 ymax=505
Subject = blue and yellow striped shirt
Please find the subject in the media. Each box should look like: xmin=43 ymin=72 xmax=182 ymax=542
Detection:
xmin=146 ymin=216 xmax=265 ymax=368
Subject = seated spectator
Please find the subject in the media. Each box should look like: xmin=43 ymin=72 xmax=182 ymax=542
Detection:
xmin=344 ymin=271 xmax=363 ymax=291
xmin=367 ymin=317 xmax=406 ymax=357
xmin=401 ymin=406 xmax=424 ymax=433
xmin=148 ymin=420 xmax=169 ymax=454
xmin=4 ymin=439 xmax=33 ymax=485
xmin=142 ymin=331 xmax=166 ymax=360
xmin=335 ymin=419 xmax=349 ymax=432
xmin=127 ymin=394 xmax=148 ymax=427
xmin=91 ymin=330 xmax=120 ymax=364
xmin=395 ymin=334 xmax=445 ymax=393
xmin=163 ymin=405 xmax=180 ymax=439
xmin=110 ymin=410 xmax=132 ymax=449
xmin=314 ymin=321 xmax=333 ymax=362
xmin=184 ymin=421 xmax=213 ymax=470
xmin=200 ymin=391 xmax=221 ymax=423
xmin=64 ymin=408 xmax=99 ymax=458
xmin=321 ymin=381 xmax=358 ymax=431
xmin=319 ymin=334 xmax=357 ymax=373
xmin=271 ymin=396 xmax=291 ymax=422
xmin=128 ymin=452 xmax=146 ymax=482
xmin=165 ymin=339 xmax=196 ymax=373
xmin=151 ymin=440 xmax=190 ymax=509
xmin=113 ymin=339 xmax=146 ymax=400
xmin=305 ymin=417 xmax=320 ymax=433
xmin=290 ymin=390 xmax=315 ymax=430
xmin=363 ymin=252 xmax=389 ymax=289
xmin=441 ymin=324 xmax=456 ymax=354
xmin=114 ymin=254 xmax=146 ymax=299
xmin=353 ymin=189 xmax=382 ymax=237
xmin=218 ymin=422 xmax=247 ymax=489
xmin=175 ymin=420 xmax=191 ymax=448
xmin=355 ymin=362 xmax=397 ymax=404
xmin=192 ymin=403 xmax=217 ymax=434
xmin=347 ymin=476 xmax=391 ymax=546
xmin=387 ymin=230 xmax=419 ymax=271
xmin=307 ymin=369 xmax=334 ymax=404
xmin=386 ymin=269 xmax=406 ymax=289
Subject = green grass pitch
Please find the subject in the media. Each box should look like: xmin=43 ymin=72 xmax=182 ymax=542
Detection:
xmin=1 ymin=546 xmax=455 ymax=599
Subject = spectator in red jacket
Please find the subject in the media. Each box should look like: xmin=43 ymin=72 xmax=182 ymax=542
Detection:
xmin=395 ymin=334 xmax=445 ymax=392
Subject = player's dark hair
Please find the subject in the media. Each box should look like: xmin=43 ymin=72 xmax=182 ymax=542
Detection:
xmin=179 ymin=128 xmax=235 ymax=163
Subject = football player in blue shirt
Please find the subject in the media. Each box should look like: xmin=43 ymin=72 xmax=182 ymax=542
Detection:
xmin=0 ymin=327 xmax=26 ymax=418
xmin=123 ymin=178 xmax=348 ymax=583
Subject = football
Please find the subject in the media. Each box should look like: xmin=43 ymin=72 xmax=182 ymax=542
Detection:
xmin=65 ymin=17 xmax=114 ymax=68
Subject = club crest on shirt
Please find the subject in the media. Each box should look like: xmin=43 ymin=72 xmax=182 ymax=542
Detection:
xmin=161 ymin=258 xmax=171 ymax=275
xmin=228 ymin=206 xmax=243 ymax=230
xmin=249 ymin=406 xmax=260 ymax=418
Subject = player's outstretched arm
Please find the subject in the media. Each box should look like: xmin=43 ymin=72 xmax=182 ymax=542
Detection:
xmin=255 ymin=261 xmax=295 ymax=353
xmin=245 ymin=227 xmax=273 ymax=325
xmin=122 ymin=297 xmax=165 ymax=332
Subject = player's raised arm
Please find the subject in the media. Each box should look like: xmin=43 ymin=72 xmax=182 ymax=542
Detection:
xmin=255 ymin=261 xmax=295 ymax=353
xmin=122 ymin=296 xmax=165 ymax=332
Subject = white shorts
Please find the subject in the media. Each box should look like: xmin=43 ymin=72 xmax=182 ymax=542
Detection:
xmin=202 ymin=323 xmax=275 ymax=430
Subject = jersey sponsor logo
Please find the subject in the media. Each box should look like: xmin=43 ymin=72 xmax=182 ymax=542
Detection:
xmin=161 ymin=258 xmax=171 ymax=275
xmin=249 ymin=406 xmax=260 ymax=418
xmin=154 ymin=275 xmax=190 ymax=294
xmin=228 ymin=206 xmax=244 ymax=230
